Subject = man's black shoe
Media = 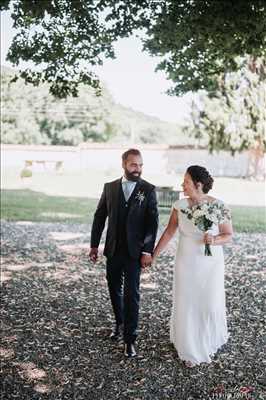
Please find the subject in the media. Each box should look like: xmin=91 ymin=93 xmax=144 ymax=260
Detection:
xmin=110 ymin=324 xmax=123 ymax=341
xmin=124 ymin=343 xmax=137 ymax=358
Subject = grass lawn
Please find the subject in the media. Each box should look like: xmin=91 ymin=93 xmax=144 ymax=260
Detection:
xmin=1 ymin=189 xmax=98 ymax=224
xmin=1 ymin=189 xmax=265 ymax=232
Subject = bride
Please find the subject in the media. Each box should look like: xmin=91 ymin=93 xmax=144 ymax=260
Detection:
xmin=153 ymin=165 xmax=233 ymax=367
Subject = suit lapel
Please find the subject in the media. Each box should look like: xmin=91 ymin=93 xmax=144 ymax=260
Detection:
xmin=111 ymin=178 xmax=121 ymax=223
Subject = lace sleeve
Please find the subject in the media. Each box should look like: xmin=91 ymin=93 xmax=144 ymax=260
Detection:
xmin=172 ymin=198 xmax=186 ymax=211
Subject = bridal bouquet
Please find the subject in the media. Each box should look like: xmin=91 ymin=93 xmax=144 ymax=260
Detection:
xmin=181 ymin=201 xmax=231 ymax=256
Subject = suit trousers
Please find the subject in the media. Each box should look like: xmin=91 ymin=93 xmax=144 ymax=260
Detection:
xmin=106 ymin=249 xmax=141 ymax=344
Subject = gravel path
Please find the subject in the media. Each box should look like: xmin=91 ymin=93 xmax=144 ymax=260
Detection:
xmin=1 ymin=221 xmax=265 ymax=399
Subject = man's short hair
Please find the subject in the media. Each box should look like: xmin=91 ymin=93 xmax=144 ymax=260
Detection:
xmin=122 ymin=148 xmax=142 ymax=162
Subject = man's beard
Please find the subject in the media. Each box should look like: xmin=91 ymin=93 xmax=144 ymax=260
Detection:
xmin=124 ymin=169 xmax=141 ymax=182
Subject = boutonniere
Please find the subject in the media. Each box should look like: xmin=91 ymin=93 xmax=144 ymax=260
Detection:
xmin=135 ymin=190 xmax=146 ymax=205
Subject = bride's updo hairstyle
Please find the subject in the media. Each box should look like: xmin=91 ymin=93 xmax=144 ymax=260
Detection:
xmin=186 ymin=165 xmax=214 ymax=193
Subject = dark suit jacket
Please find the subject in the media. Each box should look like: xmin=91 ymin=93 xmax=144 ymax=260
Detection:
xmin=90 ymin=178 xmax=159 ymax=259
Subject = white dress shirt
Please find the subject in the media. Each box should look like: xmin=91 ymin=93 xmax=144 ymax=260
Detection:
xmin=122 ymin=176 xmax=137 ymax=201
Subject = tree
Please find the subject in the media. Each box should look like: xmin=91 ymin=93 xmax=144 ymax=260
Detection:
xmin=1 ymin=67 xmax=48 ymax=144
xmin=1 ymin=66 xmax=186 ymax=145
xmin=144 ymin=1 xmax=266 ymax=95
xmin=186 ymin=57 xmax=266 ymax=177
xmin=1 ymin=66 xmax=119 ymax=144
xmin=2 ymin=0 xmax=266 ymax=97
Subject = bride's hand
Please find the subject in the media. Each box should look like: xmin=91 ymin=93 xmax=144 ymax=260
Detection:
xmin=204 ymin=232 xmax=214 ymax=245
xmin=151 ymin=252 xmax=158 ymax=264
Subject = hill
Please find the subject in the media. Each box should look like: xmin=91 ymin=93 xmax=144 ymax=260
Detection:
xmin=1 ymin=66 xmax=192 ymax=146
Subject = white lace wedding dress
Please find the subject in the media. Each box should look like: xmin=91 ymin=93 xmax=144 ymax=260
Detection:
xmin=170 ymin=198 xmax=229 ymax=365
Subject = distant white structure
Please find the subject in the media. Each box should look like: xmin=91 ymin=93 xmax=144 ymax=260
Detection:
xmin=1 ymin=143 xmax=260 ymax=179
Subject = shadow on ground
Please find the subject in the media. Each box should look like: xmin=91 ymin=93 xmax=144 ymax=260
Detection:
xmin=1 ymin=221 xmax=265 ymax=399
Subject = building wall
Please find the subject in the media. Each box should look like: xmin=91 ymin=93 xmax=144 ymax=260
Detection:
xmin=0 ymin=143 xmax=260 ymax=178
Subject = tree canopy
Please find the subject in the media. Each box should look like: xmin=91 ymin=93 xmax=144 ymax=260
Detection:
xmin=2 ymin=0 xmax=266 ymax=97
xmin=186 ymin=57 xmax=266 ymax=154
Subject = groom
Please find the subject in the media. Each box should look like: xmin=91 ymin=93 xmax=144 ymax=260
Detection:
xmin=89 ymin=148 xmax=158 ymax=357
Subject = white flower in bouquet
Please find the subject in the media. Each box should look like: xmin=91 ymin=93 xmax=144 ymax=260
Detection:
xmin=181 ymin=201 xmax=231 ymax=256
xmin=208 ymin=214 xmax=219 ymax=224
xmin=193 ymin=209 xmax=206 ymax=219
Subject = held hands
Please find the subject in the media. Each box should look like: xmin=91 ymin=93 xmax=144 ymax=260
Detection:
xmin=89 ymin=247 xmax=98 ymax=263
xmin=90 ymin=249 xmax=154 ymax=268
xmin=140 ymin=254 xmax=153 ymax=269
xmin=203 ymin=232 xmax=215 ymax=245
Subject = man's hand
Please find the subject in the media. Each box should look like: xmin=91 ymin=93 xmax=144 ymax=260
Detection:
xmin=89 ymin=247 xmax=98 ymax=263
xmin=140 ymin=254 xmax=152 ymax=269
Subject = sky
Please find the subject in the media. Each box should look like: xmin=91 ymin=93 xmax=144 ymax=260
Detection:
xmin=1 ymin=10 xmax=191 ymax=123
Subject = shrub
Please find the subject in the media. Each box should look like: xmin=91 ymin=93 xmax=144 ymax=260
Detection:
xmin=20 ymin=168 xmax=33 ymax=178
